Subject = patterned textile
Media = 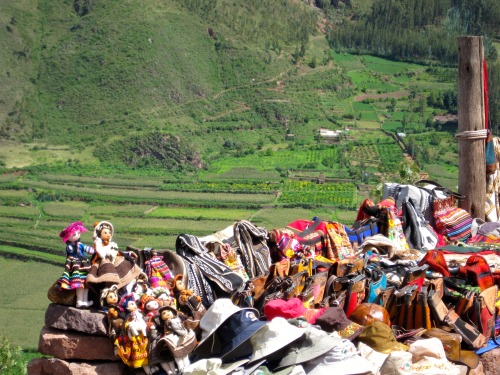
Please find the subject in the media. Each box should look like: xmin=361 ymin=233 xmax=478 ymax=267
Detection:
xmin=56 ymin=242 xmax=94 ymax=290
xmin=87 ymin=253 xmax=143 ymax=289
xmin=176 ymin=234 xmax=244 ymax=307
xmin=233 ymin=220 xmax=271 ymax=279
xmin=144 ymin=255 xmax=174 ymax=289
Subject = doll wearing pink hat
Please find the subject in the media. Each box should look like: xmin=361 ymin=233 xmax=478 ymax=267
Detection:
xmin=56 ymin=221 xmax=95 ymax=308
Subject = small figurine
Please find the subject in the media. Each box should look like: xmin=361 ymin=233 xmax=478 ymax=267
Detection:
xmin=56 ymin=221 xmax=95 ymax=308
xmin=99 ymin=285 xmax=125 ymax=340
xmin=153 ymin=287 xmax=176 ymax=309
xmin=86 ymin=221 xmax=143 ymax=290
xmin=114 ymin=294 xmax=150 ymax=370
xmin=140 ymin=294 xmax=160 ymax=331
xmin=143 ymin=248 xmax=174 ymax=289
xmin=157 ymin=306 xmax=197 ymax=373
xmin=169 ymin=274 xmax=205 ymax=338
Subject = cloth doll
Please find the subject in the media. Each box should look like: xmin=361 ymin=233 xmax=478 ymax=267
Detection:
xmin=143 ymin=248 xmax=174 ymax=289
xmin=153 ymin=287 xmax=176 ymax=309
xmin=156 ymin=306 xmax=197 ymax=373
xmin=99 ymin=285 xmax=125 ymax=340
xmin=140 ymin=294 xmax=160 ymax=331
xmin=86 ymin=221 xmax=143 ymax=290
xmin=169 ymin=274 xmax=205 ymax=338
xmin=114 ymin=294 xmax=151 ymax=370
xmin=55 ymin=221 xmax=95 ymax=308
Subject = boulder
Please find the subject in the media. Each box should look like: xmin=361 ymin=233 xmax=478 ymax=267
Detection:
xmin=45 ymin=303 xmax=108 ymax=336
xmin=27 ymin=357 xmax=125 ymax=375
xmin=37 ymin=326 xmax=117 ymax=361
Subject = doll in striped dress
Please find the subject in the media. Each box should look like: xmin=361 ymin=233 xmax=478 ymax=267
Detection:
xmin=56 ymin=221 xmax=95 ymax=308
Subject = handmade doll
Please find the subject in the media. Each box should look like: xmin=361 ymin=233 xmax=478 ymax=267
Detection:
xmin=140 ymin=294 xmax=160 ymax=331
xmin=86 ymin=221 xmax=143 ymax=290
xmin=157 ymin=306 xmax=197 ymax=373
xmin=56 ymin=221 xmax=95 ymax=308
xmin=143 ymin=248 xmax=174 ymax=289
xmin=99 ymin=285 xmax=125 ymax=340
xmin=114 ymin=294 xmax=150 ymax=370
xmin=153 ymin=287 xmax=176 ymax=309
xmin=169 ymin=274 xmax=205 ymax=338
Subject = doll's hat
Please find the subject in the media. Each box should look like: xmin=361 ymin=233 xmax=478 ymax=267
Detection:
xmin=93 ymin=221 xmax=114 ymax=239
xmin=158 ymin=305 xmax=179 ymax=316
xmin=59 ymin=221 xmax=88 ymax=242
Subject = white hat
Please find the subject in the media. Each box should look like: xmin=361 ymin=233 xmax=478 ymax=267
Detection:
xmin=357 ymin=341 xmax=389 ymax=371
xmin=379 ymin=351 xmax=412 ymax=375
xmin=303 ymin=339 xmax=375 ymax=375
xmin=194 ymin=298 xmax=258 ymax=358
xmin=249 ymin=317 xmax=304 ymax=363
xmin=408 ymin=338 xmax=460 ymax=375
xmin=182 ymin=358 xmax=249 ymax=375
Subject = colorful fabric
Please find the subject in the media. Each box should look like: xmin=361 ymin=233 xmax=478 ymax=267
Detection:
xmin=56 ymin=242 xmax=94 ymax=290
xmin=144 ymin=255 xmax=174 ymax=289
xmin=434 ymin=206 xmax=472 ymax=243
xmin=114 ymin=334 xmax=149 ymax=368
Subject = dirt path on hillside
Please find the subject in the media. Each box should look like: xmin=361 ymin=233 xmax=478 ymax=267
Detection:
xmin=354 ymin=91 xmax=409 ymax=101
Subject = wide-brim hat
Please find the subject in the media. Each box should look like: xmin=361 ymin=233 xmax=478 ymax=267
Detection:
xmin=249 ymin=317 xmax=305 ymax=364
xmin=357 ymin=321 xmax=409 ymax=354
xmin=218 ymin=309 xmax=267 ymax=363
xmin=274 ymin=324 xmax=343 ymax=370
xmin=59 ymin=221 xmax=88 ymax=242
xmin=303 ymin=339 xmax=375 ymax=375
xmin=194 ymin=298 xmax=259 ymax=359
xmin=182 ymin=358 xmax=249 ymax=375
xmin=315 ymin=306 xmax=365 ymax=341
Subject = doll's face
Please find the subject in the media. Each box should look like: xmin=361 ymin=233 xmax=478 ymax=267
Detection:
xmin=175 ymin=280 xmax=185 ymax=291
xmin=126 ymin=300 xmax=138 ymax=312
xmin=100 ymin=227 xmax=112 ymax=242
xmin=106 ymin=291 xmax=118 ymax=305
xmin=145 ymin=300 xmax=159 ymax=311
xmin=161 ymin=309 xmax=174 ymax=321
xmin=68 ymin=231 xmax=80 ymax=242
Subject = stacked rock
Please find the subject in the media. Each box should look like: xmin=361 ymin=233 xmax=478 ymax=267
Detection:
xmin=27 ymin=303 xmax=127 ymax=375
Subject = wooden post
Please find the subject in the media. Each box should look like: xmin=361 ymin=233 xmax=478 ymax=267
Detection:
xmin=457 ymin=36 xmax=486 ymax=220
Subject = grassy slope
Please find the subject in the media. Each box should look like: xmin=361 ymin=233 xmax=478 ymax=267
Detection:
xmin=0 ymin=257 xmax=60 ymax=349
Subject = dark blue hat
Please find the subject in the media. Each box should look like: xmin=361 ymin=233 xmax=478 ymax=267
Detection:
xmin=217 ymin=309 xmax=267 ymax=363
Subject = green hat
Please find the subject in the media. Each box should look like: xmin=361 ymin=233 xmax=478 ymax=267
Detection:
xmin=357 ymin=321 xmax=409 ymax=354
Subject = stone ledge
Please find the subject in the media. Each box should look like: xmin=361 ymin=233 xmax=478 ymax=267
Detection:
xmin=38 ymin=326 xmax=117 ymax=361
xmin=45 ymin=303 xmax=108 ymax=336
xmin=27 ymin=357 xmax=126 ymax=375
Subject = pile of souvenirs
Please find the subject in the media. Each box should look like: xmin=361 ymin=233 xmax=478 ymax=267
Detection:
xmin=47 ymin=180 xmax=500 ymax=374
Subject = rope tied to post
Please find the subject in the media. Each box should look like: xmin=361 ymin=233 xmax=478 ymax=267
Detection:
xmin=455 ymin=129 xmax=488 ymax=140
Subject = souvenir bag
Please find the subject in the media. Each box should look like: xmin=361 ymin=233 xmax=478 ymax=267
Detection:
xmin=382 ymin=208 xmax=410 ymax=252
xmin=402 ymin=197 xmax=438 ymax=251
xmin=433 ymin=196 xmax=472 ymax=243
xmin=383 ymin=179 xmax=463 ymax=225
xmin=457 ymin=254 xmax=495 ymax=292
xmin=325 ymin=221 xmax=354 ymax=261
xmin=298 ymin=270 xmax=329 ymax=308
xmin=466 ymin=285 xmax=499 ymax=341
xmin=344 ymin=217 xmax=379 ymax=247
xmin=364 ymin=263 xmax=387 ymax=304
xmin=322 ymin=273 xmax=366 ymax=317
xmin=282 ymin=270 xmax=309 ymax=300
xmin=418 ymin=249 xmax=451 ymax=277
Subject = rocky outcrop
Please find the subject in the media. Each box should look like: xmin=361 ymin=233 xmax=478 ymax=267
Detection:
xmin=28 ymin=304 xmax=120 ymax=375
